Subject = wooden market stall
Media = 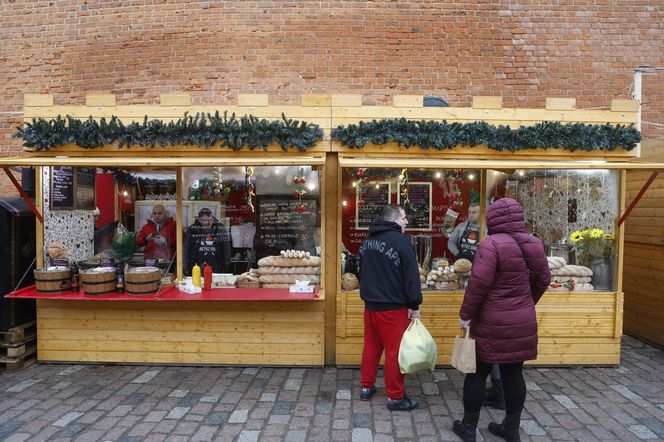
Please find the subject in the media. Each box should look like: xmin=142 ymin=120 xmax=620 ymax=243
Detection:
xmin=3 ymin=92 xmax=662 ymax=366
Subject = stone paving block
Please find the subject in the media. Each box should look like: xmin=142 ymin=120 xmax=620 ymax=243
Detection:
xmin=5 ymin=379 xmax=42 ymax=393
xmin=3 ymin=432 xmax=30 ymax=442
xmin=546 ymin=426 xmax=574 ymax=440
xmin=237 ymin=430 xmax=261 ymax=442
xmin=190 ymin=425 xmax=217 ymax=442
xmin=285 ymin=429 xmax=307 ymax=441
xmin=521 ymin=419 xmax=546 ymax=436
xmin=55 ymin=423 xmax=87 ymax=438
xmin=52 ymin=411 xmax=84 ymax=427
xmin=165 ymin=406 xmax=190 ymax=420
xmin=373 ymin=434 xmax=395 ymax=442
xmin=129 ymin=370 xmax=161 ymax=384
xmin=421 ymin=382 xmax=439 ymax=395
xmin=228 ymin=409 xmax=249 ymax=424
xmin=171 ymin=421 xmax=199 ymax=436
xmin=242 ymin=367 xmax=259 ymax=376
xmin=336 ymin=389 xmax=351 ymax=400
xmin=168 ymin=389 xmax=189 ymax=398
xmin=73 ymin=429 xmax=106 ymax=442
xmin=351 ymin=427 xmax=372 ymax=442
xmin=199 ymin=394 xmax=219 ymax=403
xmin=629 ymin=424 xmax=658 ymax=439
xmin=126 ymin=422 xmax=158 ymax=437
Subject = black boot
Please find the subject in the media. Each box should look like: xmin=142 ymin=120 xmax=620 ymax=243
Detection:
xmin=483 ymin=379 xmax=505 ymax=410
xmin=452 ymin=411 xmax=480 ymax=442
xmin=488 ymin=413 xmax=521 ymax=442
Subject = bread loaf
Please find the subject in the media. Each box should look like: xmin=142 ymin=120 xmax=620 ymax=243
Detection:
xmin=258 ymin=255 xmax=321 ymax=267
xmin=258 ymin=274 xmax=320 ymax=284
xmin=453 ymin=258 xmax=472 ymax=273
xmin=262 ymin=283 xmax=292 ymax=289
xmin=341 ymin=273 xmax=359 ymax=291
xmin=257 ymin=266 xmax=320 ymax=275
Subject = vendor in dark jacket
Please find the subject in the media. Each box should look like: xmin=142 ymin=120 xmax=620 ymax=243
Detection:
xmin=358 ymin=204 xmax=422 ymax=411
xmin=183 ymin=208 xmax=231 ymax=275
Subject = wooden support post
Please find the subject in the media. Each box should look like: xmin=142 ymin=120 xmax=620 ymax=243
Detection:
xmin=176 ymin=167 xmax=183 ymax=283
xmin=618 ymin=171 xmax=658 ymax=226
xmin=324 ymin=152 xmax=339 ymax=364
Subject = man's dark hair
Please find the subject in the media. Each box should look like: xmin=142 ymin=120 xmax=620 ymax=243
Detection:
xmin=380 ymin=204 xmax=404 ymax=221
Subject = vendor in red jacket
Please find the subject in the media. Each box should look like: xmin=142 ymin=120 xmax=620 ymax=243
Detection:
xmin=452 ymin=197 xmax=551 ymax=442
xmin=136 ymin=204 xmax=177 ymax=260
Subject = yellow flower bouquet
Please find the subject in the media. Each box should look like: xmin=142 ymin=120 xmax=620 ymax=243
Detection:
xmin=569 ymin=228 xmax=615 ymax=259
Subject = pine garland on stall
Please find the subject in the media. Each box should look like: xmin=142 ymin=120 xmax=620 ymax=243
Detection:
xmin=331 ymin=119 xmax=640 ymax=152
xmin=15 ymin=112 xmax=324 ymax=152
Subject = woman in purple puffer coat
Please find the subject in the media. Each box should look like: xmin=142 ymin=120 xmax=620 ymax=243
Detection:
xmin=452 ymin=198 xmax=551 ymax=442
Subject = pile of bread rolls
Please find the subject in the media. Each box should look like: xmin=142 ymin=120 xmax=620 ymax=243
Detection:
xmin=256 ymin=251 xmax=321 ymax=288
xmin=547 ymin=257 xmax=594 ymax=291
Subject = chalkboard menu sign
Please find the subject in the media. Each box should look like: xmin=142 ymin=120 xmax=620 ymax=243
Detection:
xmin=254 ymin=195 xmax=319 ymax=257
xmin=50 ymin=166 xmax=96 ymax=210
xmin=356 ymin=182 xmax=391 ymax=230
xmin=76 ymin=167 xmax=96 ymax=210
xmin=400 ymin=182 xmax=432 ymax=231
xmin=50 ymin=166 xmax=75 ymax=209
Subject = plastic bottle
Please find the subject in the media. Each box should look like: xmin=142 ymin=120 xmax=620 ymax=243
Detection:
xmin=192 ymin=263 xmax=201 ymax=288
xmin=203 ymin=263 xmax=212 ymax=291
xmin=116 ymin=264 xmax=125 ymax=293
xmin=70 ymin=264 xmax=79 ymax=292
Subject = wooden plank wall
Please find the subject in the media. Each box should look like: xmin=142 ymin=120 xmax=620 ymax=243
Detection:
xmin=336 ymin=291 xmax=622 ymax=366
xmin=623 ymin=137 xmax=664 ymax=348
xmin=37 ymin=300 xmax=325 ymax=365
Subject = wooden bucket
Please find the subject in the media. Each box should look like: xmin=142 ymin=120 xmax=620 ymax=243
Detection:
xmin=34 ymin=267 xmax=70 ymax=293
xmin=125 ymin=267 xmax=161 ymax=295
xmin=80 ymin=268 xmax=116 ymax=295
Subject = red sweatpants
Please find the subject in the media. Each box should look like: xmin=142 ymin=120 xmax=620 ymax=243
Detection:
xmin=360 ymin=308 xmax=411 ymax=400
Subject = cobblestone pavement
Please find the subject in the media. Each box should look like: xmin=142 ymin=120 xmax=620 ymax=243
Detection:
xmin=0 ymin=335 xmax=662 ymax=441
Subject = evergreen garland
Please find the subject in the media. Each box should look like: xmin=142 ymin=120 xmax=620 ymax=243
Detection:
xmin=15 ymin=111 xmax=324 ymax=152
xmin=331 ymin=119 xmax=640 ymax=152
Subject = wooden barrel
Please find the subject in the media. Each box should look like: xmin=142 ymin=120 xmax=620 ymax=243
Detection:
xmin=80 ymin=268 xmax=116 ymax=295
xmin=125 ymin=267 xmax=161 ymax=295
xmin=34 ymin=268 xmax=70 ymax=293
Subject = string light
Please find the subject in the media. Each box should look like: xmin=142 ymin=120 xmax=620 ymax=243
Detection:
xmin=434 ymin=171 xmax=442 ymax=179
xmin=342 ymin=200 xmax=347 ymax=207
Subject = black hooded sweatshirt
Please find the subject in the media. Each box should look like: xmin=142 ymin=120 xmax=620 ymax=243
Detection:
xmin=359 ymin=219 xmax=422 ymax=311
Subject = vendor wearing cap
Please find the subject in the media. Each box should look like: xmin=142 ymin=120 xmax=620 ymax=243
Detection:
xmin=184 ymin=207 xmax=231 ymax=275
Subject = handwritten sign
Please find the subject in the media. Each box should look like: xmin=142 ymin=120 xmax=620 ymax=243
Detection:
xmin=400 ymin=182 xmax=432 ymax=231
xmin=255 ymin=195 xmax=319 ymax=256
xmin=75 ymin=167 xmax=96 ymax=210
xmin=356 ymin=182 xmax=391 ymax=230
xmin=50 ymin=166 xmax=75 ymax=209
xmin=50 ymin=166 xmax=97 ymax=210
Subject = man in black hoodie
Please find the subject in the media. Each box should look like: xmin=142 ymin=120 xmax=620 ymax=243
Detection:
xmin=358 ymin=204 xmax=422 ymax=411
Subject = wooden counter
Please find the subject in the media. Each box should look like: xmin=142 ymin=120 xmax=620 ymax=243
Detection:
xmin=32 ymin=296 xmax=325 ymax=365
xmin=336 ymin=290 xmax=623 ymax=366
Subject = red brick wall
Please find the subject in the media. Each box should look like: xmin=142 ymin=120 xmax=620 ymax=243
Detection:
xmin=1 ymin=1 xmax=663 ymax=195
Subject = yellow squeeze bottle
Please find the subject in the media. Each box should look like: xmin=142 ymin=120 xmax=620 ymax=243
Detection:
xmin=192 ymin=263 xmax=201 ymax=288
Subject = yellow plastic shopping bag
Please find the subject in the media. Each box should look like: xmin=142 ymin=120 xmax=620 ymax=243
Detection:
xmin=450 ymin=326 xmax=476 ymax=373
xmin=398 ymin=319 xmax=438 ymax=374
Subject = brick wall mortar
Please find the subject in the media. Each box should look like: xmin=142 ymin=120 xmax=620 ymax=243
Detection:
xmin=1 ymin=0 xmax=662 ymax=194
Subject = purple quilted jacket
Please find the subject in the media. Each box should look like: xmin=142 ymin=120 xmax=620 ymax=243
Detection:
xmin=460 ymin=198 xmax=551 ymax=364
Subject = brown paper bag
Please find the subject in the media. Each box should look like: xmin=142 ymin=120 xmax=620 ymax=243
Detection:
xmin=450 ymin=327 xmax=476 ymax=373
